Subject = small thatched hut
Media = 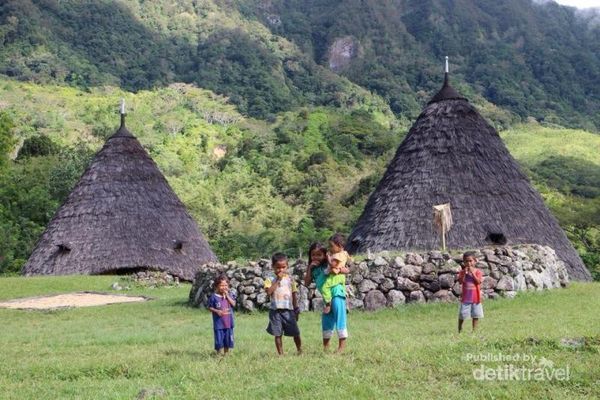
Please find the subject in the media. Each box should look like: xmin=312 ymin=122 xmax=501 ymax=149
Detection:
xmin=22 ymin=112 xmax=217 ymax=280
xmin=347 ymin=66 xmax=591 ymax=281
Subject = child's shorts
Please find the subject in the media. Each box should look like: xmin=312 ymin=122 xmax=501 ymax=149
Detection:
xmin=266 ymin=309 xmax=300 ymax=337
xmin=214 ymin=328 xmax=234 ymax=350
xmin=459 ymin=303 xmax=484 ymax=320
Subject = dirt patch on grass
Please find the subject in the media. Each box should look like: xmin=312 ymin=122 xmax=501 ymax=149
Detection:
xmin=0 ymin=291 xmax=149 ymax=310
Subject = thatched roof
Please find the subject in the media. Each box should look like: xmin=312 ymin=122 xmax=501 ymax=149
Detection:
xmin=348 ymin=74 xmax=591 ymax=281
xmin=22 ymin=115 xmax=217 ymax=280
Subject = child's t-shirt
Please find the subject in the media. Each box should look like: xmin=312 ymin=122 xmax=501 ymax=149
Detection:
xmin=264 ymin=274 xmax=297 ymax=310
xmin=330 ymin=250 xmax=350 ymax=269
xmin=458 ymin=268 xmax=483 ymax=304
xmin=208 ymin=293 xmax=235 ymax=330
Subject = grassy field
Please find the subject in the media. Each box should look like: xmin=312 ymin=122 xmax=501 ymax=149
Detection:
xmin=501 ymin=124 xmax=600 ymax=167
xmin=1 ymin=276 xmax=599 ymax=400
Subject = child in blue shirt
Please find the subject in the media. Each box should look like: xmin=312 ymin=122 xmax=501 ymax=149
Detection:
xmin=207 ymin=275 xmax=236 ymax=355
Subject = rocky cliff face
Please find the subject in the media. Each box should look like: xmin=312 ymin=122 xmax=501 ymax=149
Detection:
xmin=328 ymin=36 xmax=360 ymax=72
xmin=189 ymin=244 xmax=569 ymax=312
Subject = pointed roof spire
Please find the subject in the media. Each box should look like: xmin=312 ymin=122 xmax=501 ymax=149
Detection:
xmin=120 ymin=98 xmax=126 ymax=128
xmin=444 ymin=55 xmax=449 ymax=84
xmin=113 ymin=98 xmax=133 ymax=138
xmin=428 ymin=56 xmax=466 ymax=104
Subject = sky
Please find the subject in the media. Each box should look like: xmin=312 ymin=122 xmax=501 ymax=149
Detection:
xmin=554 ymin=0 xmax=600 ymax=7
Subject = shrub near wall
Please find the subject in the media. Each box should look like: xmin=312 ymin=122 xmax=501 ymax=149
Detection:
xmin=188 ymin=245 xmax=569 ymax=312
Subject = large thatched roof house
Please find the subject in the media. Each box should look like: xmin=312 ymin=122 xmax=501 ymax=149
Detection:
xmin=347 ymin=67 xmax=591 ymax=281
xmin=22 ymin=112 xmax=217 ymax=280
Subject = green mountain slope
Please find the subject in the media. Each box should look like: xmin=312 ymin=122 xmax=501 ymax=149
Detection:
xmin=0 ymin=0 xmax=378 ymax=118
xmin=251 ymin=0 xmax=600 ymax=129
xmin=0 ymin=78 xmax=402 ymax=271
xmin=1 ymin=0 xmax=599 ymax=128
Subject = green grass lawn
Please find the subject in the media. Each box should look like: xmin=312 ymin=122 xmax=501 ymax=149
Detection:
xmin=1 ymin=276 xmax=599 ymax=400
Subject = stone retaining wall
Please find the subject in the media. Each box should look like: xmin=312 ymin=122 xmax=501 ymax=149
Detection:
xmin=188 ymin=245 xmax=569 ymax=312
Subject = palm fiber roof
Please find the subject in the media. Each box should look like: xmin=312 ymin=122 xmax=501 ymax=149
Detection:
xmin=22 ymin=117 xmax=217 ymax=280
xmin=348 ymin=74 xmax=591 ymax=281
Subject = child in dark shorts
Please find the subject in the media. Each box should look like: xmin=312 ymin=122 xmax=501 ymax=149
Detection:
xmin=207 ymin=275 xmax=236 ymax=354
xmin=264 ymin=253 xmax=302 ymax=355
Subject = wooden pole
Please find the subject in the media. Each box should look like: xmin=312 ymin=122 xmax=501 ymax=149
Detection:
xmin=441 ymin=218 xmax=446 ymax=251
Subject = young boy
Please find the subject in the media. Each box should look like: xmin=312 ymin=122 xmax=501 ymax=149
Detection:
xmin=321 ymin=260 xmax=348 ymax=352
xmin=207 ymin=275 xmax=236 ymax=355
xmin=457 ymin=251 xmax=484 ymax=333
xmin=264 ymin=253 xmax=302 ymax=355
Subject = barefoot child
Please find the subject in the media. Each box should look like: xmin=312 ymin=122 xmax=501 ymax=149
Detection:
xmin=207 ymin=275 xmax=236 ymax=354
xmin=321 ymin=258 xmax=348 ymax=352
xmin=321 ymin=233 xmax=351 ymax=352
xmin=264 ymin=253 xmax=302 ymax=355
xmin=457 ymin=251 xmax=483 ymax=333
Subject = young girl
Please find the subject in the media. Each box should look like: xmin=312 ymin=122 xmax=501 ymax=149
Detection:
xmin=207 ymin=275 xmax=236 ymax=355
xmin=457 ymin=252 xmax=483 ymax=333
xmin=305 ymin=237 xmax=350 ymax=352
xmin=304 ymin=242 xmax=328 ymax=291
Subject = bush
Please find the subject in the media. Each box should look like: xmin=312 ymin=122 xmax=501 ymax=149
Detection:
xmin=17 ymin=135 xmax=60 ymax=159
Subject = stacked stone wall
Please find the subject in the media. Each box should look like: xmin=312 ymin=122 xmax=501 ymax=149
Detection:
xmin=189 ymin=245 xmax=569 ymax=312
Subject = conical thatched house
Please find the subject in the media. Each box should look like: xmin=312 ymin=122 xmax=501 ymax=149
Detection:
xmin=348 ymin=66 xmax=591 ymax=281
xmin=22 ymin=111 xmax=217 ymax=281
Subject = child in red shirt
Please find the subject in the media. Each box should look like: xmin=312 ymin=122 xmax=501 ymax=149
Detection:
xmin=457 ymin=251 xmax=483 ymax=333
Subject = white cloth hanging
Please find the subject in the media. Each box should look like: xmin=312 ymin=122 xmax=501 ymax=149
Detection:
xmin=433 ymin=203 xmax=453 ymax=234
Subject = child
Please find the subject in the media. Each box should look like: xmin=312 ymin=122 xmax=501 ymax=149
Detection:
xmin=321 ymin=258 xmax=348 ymax=352
xmin=303 ymin=242 xmax=328 ymax=291
xmin=264 ymin=253 xmax=302 ymax=355
xmin=457 ymin=251 xmax=484 ymax=333
xmin=326 ymin=233 xmax=351 ymax=275
xmin=207 ymin=275 xmax=236 ymax=355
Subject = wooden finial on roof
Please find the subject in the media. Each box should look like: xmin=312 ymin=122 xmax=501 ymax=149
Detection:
xmin=120 ymin=98 xmax=126 ymax=127
xmin=444 ymin=56 xmax=449 ymax=85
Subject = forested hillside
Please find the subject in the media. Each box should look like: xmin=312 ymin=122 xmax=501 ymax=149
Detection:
xmin=253 ymin=0 xmax=600 ymax=129
xmin=1 ymin=0 xmax=599 ymax=128
xmin=0 ymin=79 xmax=403 ymax=272
xmin=0 ymin=0 xmax=598 ymax=277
